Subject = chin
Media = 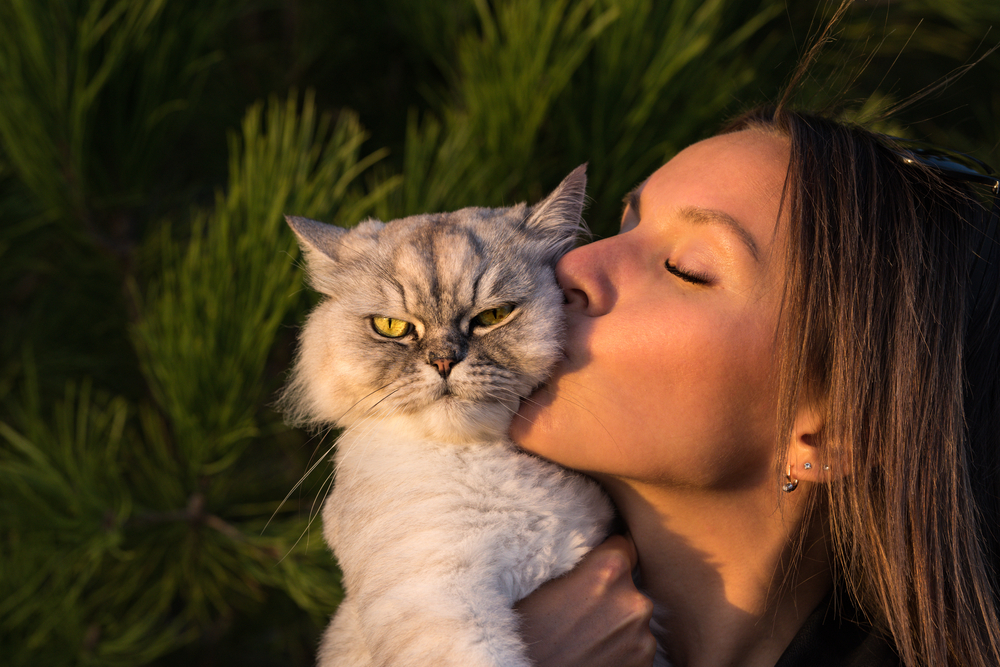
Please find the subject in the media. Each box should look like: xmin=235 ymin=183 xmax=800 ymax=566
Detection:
xmin=418 ymin=399 xmax=515 ymax=443
xmin=508 ymin=381 xmax=556 ymax=443
xmin=507 ymin=400 xmax=533 ymax=445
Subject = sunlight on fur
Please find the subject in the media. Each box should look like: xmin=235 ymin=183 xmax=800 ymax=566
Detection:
xmin=279 ymin=165 xmax=616 ymax=667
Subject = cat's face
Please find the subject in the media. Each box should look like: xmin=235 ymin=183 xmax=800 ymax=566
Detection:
xmin=281 ymin=166 xmax=587 ymax=442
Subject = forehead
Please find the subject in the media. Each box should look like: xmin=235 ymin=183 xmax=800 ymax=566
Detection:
xmin=638 ymin=130 xmax=791 ymax=254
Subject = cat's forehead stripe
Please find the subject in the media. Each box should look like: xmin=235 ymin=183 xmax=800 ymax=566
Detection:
xmin=438 ymin=227 xmax=486 ymax=318
xmin=390 ymin=224 xmax=440 ymax=310
xmin=383 ymin=273 xmax=409 ymax=313
xmin=388 ymin=223 xmax=487 ymax=321
xmin=434 ymin=227 xmax=482 ymax=304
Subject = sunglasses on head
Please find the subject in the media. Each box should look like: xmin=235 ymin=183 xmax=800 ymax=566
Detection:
xmin=880 ymin=135 xmax=999 ymax=300
xmin=890 ymin=140 xmax=1000 ymax=195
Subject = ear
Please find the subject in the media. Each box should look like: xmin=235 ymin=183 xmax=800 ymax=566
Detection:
xmin=285 ymin=215 xmax=347 ymax=274
xmin=786 ymin=401 xmax=849 ymax=485
xmin=523 ymin=164 xmax=590 ymax=260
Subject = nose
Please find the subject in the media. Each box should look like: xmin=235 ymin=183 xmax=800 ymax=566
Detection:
xmin=430 ymin=357 xmax=456 ymax=378
xmin=427 ymin=340 xmax=465 ymax=378
xmin=555 ymin=237 xmax=620 ymax=316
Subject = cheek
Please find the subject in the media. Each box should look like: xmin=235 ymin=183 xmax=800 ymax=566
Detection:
xmin=515 ymin=301 xmax=780 ymax=484
xmin=628 ymin=311 xmax=778 ymax=483
xmin=299 ymin=307 xmax=416 ymax=404
xmin=480 ymin=302 xmax=565 ymax=382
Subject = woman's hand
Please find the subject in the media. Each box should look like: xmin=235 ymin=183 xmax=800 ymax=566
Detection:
xmin=515 ymin=534 xmax=658 ymax=667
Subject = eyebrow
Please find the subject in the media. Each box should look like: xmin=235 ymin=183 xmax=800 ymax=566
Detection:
xmin=622 ymin=183 xmax=644 ymax=220
xmin=623 ymin=185 xmax=761 ymax=263
xmin=676 ymin=206 xmax=760 ymax=262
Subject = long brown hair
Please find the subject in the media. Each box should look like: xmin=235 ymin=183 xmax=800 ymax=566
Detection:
xmin=725 ymin=105 xmax=1000 ymax=666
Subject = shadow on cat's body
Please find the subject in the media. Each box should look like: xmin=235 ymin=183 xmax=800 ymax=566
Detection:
xmin=280 ymin=166 xmax=615 ymax=667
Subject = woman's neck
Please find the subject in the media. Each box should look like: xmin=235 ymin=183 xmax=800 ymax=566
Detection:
xmin=600 ymin=477 xmax=832 ymax=667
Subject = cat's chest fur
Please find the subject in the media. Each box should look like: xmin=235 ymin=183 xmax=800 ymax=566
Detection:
xmin=326 ymin=422 xmax=613 ymax=607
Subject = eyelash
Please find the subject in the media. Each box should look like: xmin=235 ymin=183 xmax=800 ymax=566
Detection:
xmin=665 ymin=259 xmax=710 ymax=286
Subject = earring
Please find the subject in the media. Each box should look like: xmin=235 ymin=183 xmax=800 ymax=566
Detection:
xmin=803 ymin=462 xmax=813 ymax=470
xmin=823 ymin=464 xmax=831 ymax=471
xmin=782 ymin=464 xmax=799 ymax=493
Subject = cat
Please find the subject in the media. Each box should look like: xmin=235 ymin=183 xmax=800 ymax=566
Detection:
xmin=280 ymin=165 xmax=615 ymax=667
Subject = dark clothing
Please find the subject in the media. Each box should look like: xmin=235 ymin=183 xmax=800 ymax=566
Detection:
xmin=775 ymin=594 xmax=901 ymax=667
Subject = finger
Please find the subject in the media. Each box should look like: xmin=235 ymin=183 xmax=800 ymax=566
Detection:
xmin=607 ymin=532 xmax=640 ymax=569
xmin=583 ymin=533 xmax=639 ymax=587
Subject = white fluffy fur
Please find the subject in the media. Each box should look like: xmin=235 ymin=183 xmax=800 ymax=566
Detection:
xmin=320 ymin=421 xmax=612 ymax=667
xmin=281 ymin=166 xmax=617 ymax=666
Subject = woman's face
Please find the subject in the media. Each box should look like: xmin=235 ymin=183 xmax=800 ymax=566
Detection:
xmin=511 ymin=130 xmax=792 ymax=490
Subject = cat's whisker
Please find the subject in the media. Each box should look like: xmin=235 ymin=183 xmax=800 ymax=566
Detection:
xmin=328 ymin=385 xmax=406 ymax=476
xmin=545 ymin=375 xmax=619 ymax=399
xmin=336 ymin=382 xmax=397 ymax=423
xmin=271 ymin=385 xmax=401 ymax=537
xmin=265 ymin=427 xmax=339 ymax=535
xmin=507 ymin=392 xmax=556 ymax=426
xmin=301 ymin=422 xmax=341 ymax=480
xmin=279 ymin=467 xmax=337 ymax=563
xmin=285 ymin=397 xmax=408 ymax=557
xmin=515 ymin=386 xmax=626 ymax=459
xmin=478 ymin=389 xmax=523 ymax=417
xmin=308 ymin=461 xmax=339 ymax=520
xmin=308 ymin=468 xmax=338 ymax=533
xmin=365 ymin=385 xmax=405 ymax=414
xmin=337 ymin=400 xmax=408 ymax=488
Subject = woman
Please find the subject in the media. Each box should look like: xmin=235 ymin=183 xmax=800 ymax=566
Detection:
xmin=510 ymin=105 xmax=1000 ymax=666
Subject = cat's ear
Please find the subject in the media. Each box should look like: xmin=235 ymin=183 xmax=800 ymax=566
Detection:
xmin=285 ymin=215 xmax=347 ymax=274
xmin=523 ymin=164 xmax=590 ymax=261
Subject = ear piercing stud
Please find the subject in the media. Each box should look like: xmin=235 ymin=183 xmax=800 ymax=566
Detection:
xmin=782 ymin=464 xmax=799 ymax=493
xmin=803 ymin=462 xmax=813 ymax=470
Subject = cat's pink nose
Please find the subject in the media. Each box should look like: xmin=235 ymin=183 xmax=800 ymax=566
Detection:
xmin=431 ymin=357 xmax=455 ymax=378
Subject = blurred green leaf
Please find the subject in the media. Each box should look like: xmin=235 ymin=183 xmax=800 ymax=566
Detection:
xmin=131 ymin=91 xmax=397 ymax=478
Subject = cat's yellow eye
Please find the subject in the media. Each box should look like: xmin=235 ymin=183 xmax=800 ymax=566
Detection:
xmin=473 ymin=305 xmax=513 ymax=328
xmin=371 ymin=316 xmax=412 ymax=338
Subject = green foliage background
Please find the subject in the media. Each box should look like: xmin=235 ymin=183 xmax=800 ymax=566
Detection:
xmin=1 ymin=1 xmax=997 ymax=664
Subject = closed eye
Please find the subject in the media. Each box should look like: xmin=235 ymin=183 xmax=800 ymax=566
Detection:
xmin=665 ymin=259 xmax=710 ymax=286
